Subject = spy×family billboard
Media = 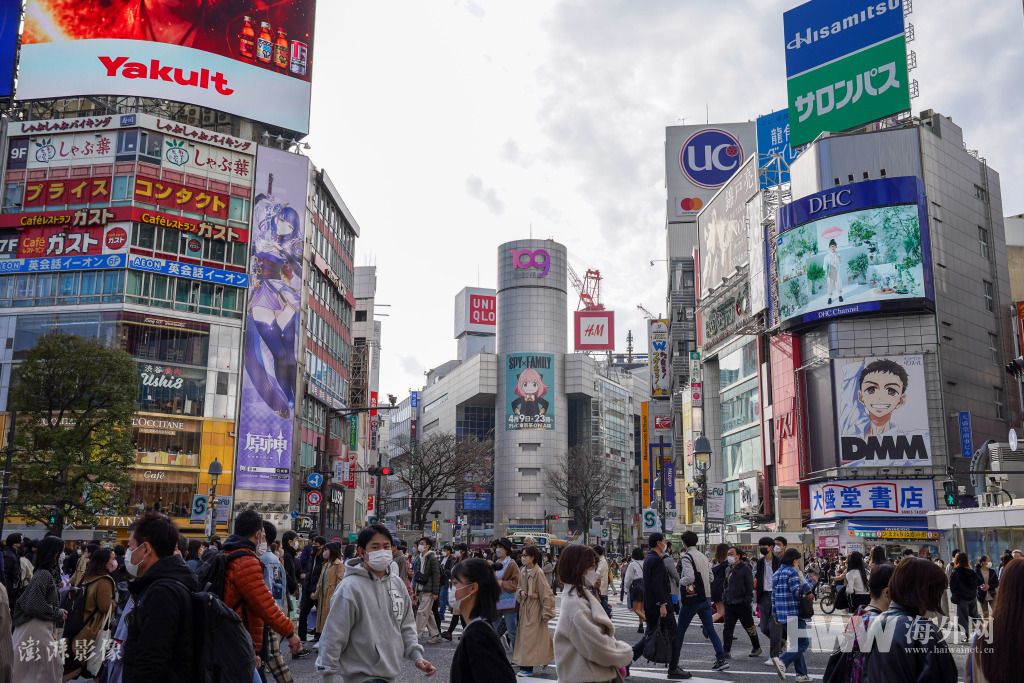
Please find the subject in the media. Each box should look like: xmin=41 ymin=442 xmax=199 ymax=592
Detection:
xmin=505 ymin=353 xmax=555 ymax=431
xmin=235 ymin=145 xmax=309 ymax=492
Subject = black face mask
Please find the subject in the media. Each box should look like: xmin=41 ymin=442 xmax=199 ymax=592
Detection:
xmin=760 ymin=547 xmax=769 ymax=555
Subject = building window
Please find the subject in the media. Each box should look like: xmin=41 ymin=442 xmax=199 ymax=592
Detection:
xmin=995 ymin=386 xmax=1005 ymax=420
xmin=355 ymin=310 xmax=367 ymax=322
xmin=989 ymin=333 xmax=1000 ymax=365
xmin=983 ymin=280 xmax=994 ymax=312
xmin=975 ymin=185 xmax=987 ymax=201
xmin=978 ymin=226 xmax=989 ymax=259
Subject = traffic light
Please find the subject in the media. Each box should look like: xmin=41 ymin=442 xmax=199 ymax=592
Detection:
xmin=942 ymin=480 xmax=959 ymax=508
xmin=367 ymin=466 xmax=393 ymax=476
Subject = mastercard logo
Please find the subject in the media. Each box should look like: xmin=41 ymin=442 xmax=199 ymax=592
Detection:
xmin=680 ymin=197 xmax=704 ymax=211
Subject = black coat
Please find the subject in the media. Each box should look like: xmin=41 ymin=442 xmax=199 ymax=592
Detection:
xmin=723 ymin=561 xmax=754 ymax=606
xmin=282 ymin=545 xmax=300 ymax=595
xmin=2 ymin=547 xmax=20 ymax=603
xmin=123 ymin=555 xmax=199 ymax=683
xmin=451 ymin=619 xmax=516 ymax=683
xmin=949 ymin=566 xmax=980 ymax=602
xmin=642 ymin=550 xmax=671 ymax=616
xmin=863 ymin=605 xmax=957 ymax=683
xmin=975 ymin=566 xmax=998 ymax=602
xmin=710 ymin=562 xmax=727 ymax=602
xmin=754 ymin=554 xmax=780 ymax=601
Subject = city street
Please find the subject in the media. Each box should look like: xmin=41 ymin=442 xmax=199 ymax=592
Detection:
xmin=284 ymin=589 xmax=973 ymax=682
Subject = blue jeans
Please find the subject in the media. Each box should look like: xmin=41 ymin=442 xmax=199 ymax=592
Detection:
xmin=438 ymin=584 xmax=449 ymax=622
xmin=676 ymin=598 xmax=725 ymax=660
xmin=778 ymin=618 xmax=810 ymax=676
xmin=600 ymin=595 xmax=612 ymax=618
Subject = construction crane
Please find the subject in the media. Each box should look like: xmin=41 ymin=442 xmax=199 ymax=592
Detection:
xmin=568 ymin=264 xmax=604 ymax=311
xmin=637 ymin=304 xmax=659 ymax=319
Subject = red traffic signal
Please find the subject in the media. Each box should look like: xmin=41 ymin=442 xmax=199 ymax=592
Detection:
xmin=380 ymin=466 xmax=392 ymax=476
xmin=367 ymin=466 xmax=394 ymax=476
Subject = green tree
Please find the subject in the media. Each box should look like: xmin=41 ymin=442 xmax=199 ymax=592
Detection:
xmin=806 ymin=261 xmax=826 ymax=294
xmin=10 ymin=334 xmax=137 ymax=535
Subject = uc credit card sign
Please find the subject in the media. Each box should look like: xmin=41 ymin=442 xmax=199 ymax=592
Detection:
xmin=665 ymin=123 xmax=756 ymax=220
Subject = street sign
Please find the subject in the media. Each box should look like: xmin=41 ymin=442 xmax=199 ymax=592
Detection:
xmin=958 ymin=411 xmax=973 ymax=458
xmin=431 ymin=520 xmax=439 ymax=533
xmin=290 ymin=511 xmax=298 ymax=520
xmin=308 ymin=504 xmax=320 ymax=513
xmin=307 ymin=472 xmax=324 ymax=489
xmin=306 ymin=490 xmax=322 ymax=507
xmin=189 ymin=495 xmax=231 ymax=524
xmin=641 ymin=507 xmax=661 ymax=534
xmin=665 ymin=508 xmax=678 ymax=532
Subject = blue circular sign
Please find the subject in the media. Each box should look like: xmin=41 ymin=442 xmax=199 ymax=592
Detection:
xmin=290 ymin=511 xmax=298 ymax=519
xmin=307 ymin=472 xmax=324 ymax=489
xmin=679 ymin=128 xmax=743 ymax=189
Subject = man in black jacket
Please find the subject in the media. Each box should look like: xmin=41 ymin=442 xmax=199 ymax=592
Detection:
xmin=722 ymin=547 xmax=761 ymax=658
xmin=633 ymin=532 xmax=690 ymax=680
xmin=298 ymin=535 xmax=327 ymax=642
xmin=122 ymin=512 xmax=197 ymax=683
xmin=2 ymin=533 xmax=23 ymax=605
xmin=753 ymin=536 xmax=780 ymax=640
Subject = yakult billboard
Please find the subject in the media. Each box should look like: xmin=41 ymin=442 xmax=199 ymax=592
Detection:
xmin=19 ymin=1 xmax=317 ymax=134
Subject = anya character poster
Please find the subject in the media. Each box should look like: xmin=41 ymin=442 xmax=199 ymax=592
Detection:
xmin=506 ymin=353 xmax=555 ymax=431
xmin=834 ymin=354 xmax=933 ymax=467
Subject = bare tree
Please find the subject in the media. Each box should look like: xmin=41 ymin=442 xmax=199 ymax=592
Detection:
xmin=546 ymin=445 xmax=617 ymax=544
xmin=388 ymin=432 xmax=493 ymax=530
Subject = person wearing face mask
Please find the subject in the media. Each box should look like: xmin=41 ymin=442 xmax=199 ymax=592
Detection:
xmin=218 ymin=509 xmax=303 ymax=677
xmin=632 ymin=533 xmax=689 ymax=679
xmin=754 ymin=536 xmax=784 ymax=663
xmin=554 ymin=544 xmax=633 ymax=683
xmin=298 ymin=536 xmax=327 ymax=643
xmin=62 ymin=547 xmax=118 ymax=680
xmin=413 ymin=537 xmax=442 ymax=645
xmin=11 ymin=535 xmax=66 ymax=682
xmin=260 ymin=521 xmax=305 ymax=681
xmin=120 ymin=512 xmax=196 ymax=683
xmin=442 ymin=545 xmax=468 ymax=641
xmin=676 ymin=531 xmax=729 ymax=673
xmin=974 ymin=555 xmax=998 ymax=620
xmin=512 ymin=546 xmax=555 ymax=676
xmin=721 ymin=547 xmax=761 ymax=659
xmin=450 ymin=558 xmax=516 ymax=683
xmin=769 ymin=548 xmax=816 ymax=683
xmin=314 ymin=543 xmax=346 ymax=638
xmin=492 ymin=538 xmax=520 ymax=651
xmin=315 ymin=523 xmax=437 ymax=683
xmin=437 ymin=545 xmax=456 ymax=626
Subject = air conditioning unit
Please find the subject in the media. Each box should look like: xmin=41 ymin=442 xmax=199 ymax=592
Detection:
xmin=201 ymin=109 xmax=216 ymax=126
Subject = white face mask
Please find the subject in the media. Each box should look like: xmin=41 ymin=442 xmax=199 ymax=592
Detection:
xmin=449 ymin=583 xmax=470 ymax=611
xmin=366 ymin=549 xmax=393 ymax=572
xmin=774 ymin=545 xmax=783 ymax=555
xmin=418 ymin=544 xmax=427 ymax=553
xmin=496 ymin=548 xmax=506 ymax=558
xmin=125 ymin=545 xmax=143 ymax=577
xmin=584 ymin=568 xmax=598 ymax=586
xmin=58 ymin=552 xmax=67 ymax=568
xmin=727 ymin=555 xmax=737 ymax=565
xmin=257 ymin=542 xmax=269 ymax=555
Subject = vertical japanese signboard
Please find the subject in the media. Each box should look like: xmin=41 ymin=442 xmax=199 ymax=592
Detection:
xmin=756 ymin=108 xmax=800 ymax=188
xmin=648 ymin=319 xmax=670 ymax=398
xmin=640 ymin=402 xmax=651 ymax=509
xmin=783 ymin=0 xmax=910 ymax=147
xmin=235 ymin=146 xmax=308 ymax=492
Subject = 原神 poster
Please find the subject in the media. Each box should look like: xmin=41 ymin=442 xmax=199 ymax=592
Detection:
xmin=835 ymin=354 xmax=932 ymax=467
xmin=506 ymin=352 xmax=555 ymax=431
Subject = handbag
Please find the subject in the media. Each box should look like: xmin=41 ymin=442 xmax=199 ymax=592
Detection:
xmin=681 ymin=554 xmax=705 ymax=607
xmin=641 ymin=616 xmax=674 ymax=664
xmin=85 ymin=602 xmax=114 ymax=675
xmin=798 ymin=587 xmax=815 ymax=620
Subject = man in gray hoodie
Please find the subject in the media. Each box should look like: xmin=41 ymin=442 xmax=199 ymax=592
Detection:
xmin=315 ymin=524 xmax=438 ymax=683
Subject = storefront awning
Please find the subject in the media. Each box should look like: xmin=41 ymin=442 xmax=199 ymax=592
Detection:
xmin=847 ymin=518 xmax=939 ymax=541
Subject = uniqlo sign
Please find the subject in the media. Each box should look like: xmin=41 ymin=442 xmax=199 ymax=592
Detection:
xmin=469 ymin=294 xmax=496 ymax=326
xmin=574 ymin=310 xmax=615 ymax=351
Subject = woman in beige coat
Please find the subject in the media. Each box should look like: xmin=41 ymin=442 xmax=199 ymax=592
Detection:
xmin=512 ymin=546 xmax=555 ymax=676
xmin=63 ymin=549 xmax=117 ymax=681
xmin=553 ymin=545 xmax=632 ymax=683
xmin=313 ymin=542 xmax=345 ymax=635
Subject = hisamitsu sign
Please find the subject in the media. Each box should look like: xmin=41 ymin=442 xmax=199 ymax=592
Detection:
xmin=809 ymin=479 xmax=934 ymax=520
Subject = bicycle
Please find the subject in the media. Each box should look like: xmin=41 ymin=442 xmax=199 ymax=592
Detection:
xmin=817 ymin=581 xmax=837 ymax=614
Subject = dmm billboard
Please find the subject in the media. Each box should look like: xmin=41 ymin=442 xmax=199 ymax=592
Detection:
xmin=19 ymin=0 xmax=317 ymax=134
xmin=775 ymin=176 xmax=932 ymax=327
xmin=235 ymin=145 xmax=309 ymax=492
xmin=666 ymin=123 xmax=756 ymax=221
xmin=784 ymin=0 xmax=909 ymax=147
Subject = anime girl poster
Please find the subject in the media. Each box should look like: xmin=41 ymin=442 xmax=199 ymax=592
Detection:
xmin=505 ymin=353 xmax=555 ymax=431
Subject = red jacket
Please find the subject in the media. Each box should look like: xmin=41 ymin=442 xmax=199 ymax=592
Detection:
xmin=222 ymin=542 xmax=294 ymax=652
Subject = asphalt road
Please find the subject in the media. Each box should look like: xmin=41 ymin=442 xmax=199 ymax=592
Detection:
xmin=283 ymin=592 xmax=974 ymax=683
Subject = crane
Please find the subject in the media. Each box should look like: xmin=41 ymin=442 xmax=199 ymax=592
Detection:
xmin=637 ymin=304 xmax=659 ymax=319
xmin=568 ymin=264 xmax=604 ymax=311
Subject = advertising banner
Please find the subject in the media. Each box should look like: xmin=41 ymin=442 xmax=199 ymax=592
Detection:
xmin=463 ymin=492 xmax=492 ymax=511
xmin=663 ymin=461 xmax=676 ymax=531
xmin=809 ymin=478 xmax=935 ymax=520
xmin=756 ymin=108 xmax=800 ymax=188
xmin=698 ymin=155 xmax=759 ymax=298
xmin=640 ymin=402 xmax=651 ymax=509
xmin=127 ymin=254 xmax=249 ymax=288
xmin=19 ymin=131 xmax=117 ymax=168
xmin=0 ymin=206 xmax=130 ymax=230
xmin=454 ymin=287 xmax=497 ymax=336
xmin=0 ymin=0 xmax=17 ymax=97
xmin=775 ymin=176 xmax=932 ymax=326
xmin=666 ymin=123 xmax=756 ymax=221
xmin=19 ymin=1 xmax=317 ymax=133
xmin=235 ymin=145 xmax=309 ymax=492
xmin=17 ymin=223 xmax=129 ymax=259
xmin=958 ymin=411 xmax=973 ymax=459
xmin=505 ymin=352 xmax=555 ymax=431
xmin=134 ymin=178 xmax=230 ymax=221
xmin=468 ymin=294 xmax=496 ymax=327
xmin=23 ymin=177 xmax=112 ymax=209
xmin=835 ymin=354 xmax=932 ymax=466
xmin=0 ymin=253 xmax=126 ymax=275
xmin=648 ymin=319 xmax=670 ymax=398
xmin=574 ymin=310 xmax=615 ymax=351
xmin=783 ymin=0 xmax=909 ymax=147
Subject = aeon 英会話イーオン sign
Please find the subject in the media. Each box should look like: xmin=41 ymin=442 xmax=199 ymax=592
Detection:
xmin=510 ymin=248 xmax=550 ymax=278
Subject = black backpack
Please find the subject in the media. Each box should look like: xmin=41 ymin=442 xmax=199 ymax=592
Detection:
xmin=60 ymin=584 xmax=87 ymax=640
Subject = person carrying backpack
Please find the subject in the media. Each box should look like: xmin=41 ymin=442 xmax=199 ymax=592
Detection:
xmin=260 ymin=521 xmax=301 ymax=683
xmin=122 ymin=512 xmax=199 ymax=683
xmin=219 ymin=510 xmax=304 ymax=676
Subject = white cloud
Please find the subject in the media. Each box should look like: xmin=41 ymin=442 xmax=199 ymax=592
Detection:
xmin=307 ymin=1 xmax=1024 ymax=399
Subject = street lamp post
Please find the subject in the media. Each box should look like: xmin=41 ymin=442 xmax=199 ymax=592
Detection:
xmin=693 ymin=435 xmax=712 ymax=551
xmin=205 ymin=458 xmax=223 ymax=539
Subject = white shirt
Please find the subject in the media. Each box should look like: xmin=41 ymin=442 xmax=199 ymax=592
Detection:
xmin=763 ymin=557 xmax=775 ymax=592
xmin=845 ymin=569 xmax=867 ymax=596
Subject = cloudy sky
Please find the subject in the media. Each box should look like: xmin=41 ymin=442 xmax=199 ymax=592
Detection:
xmin=305 ymin=0 xmax=1024 ymax=399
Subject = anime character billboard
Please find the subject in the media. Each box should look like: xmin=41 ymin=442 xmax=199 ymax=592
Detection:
xmin=505 ymin=353 xmax=555 ymax=431
xmin=834 ymin=354 xmax=932 ymax=467
xmin=235 ymin=145 xmax=308 ymax=491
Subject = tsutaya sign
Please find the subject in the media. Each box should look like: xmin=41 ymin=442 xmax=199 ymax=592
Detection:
xmin=510 ymin=248 xmax=550 ymax=278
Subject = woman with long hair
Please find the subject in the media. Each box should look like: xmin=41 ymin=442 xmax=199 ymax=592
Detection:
xmin=184 ymin=539 xmax=203 ymax=572
xmin=449 ymin=558 xmax=515 ymax=683
xmin=63 ymin=547 xmax=117 ymax=681
xmin=512 ymin=546 xmax=555 ymax=676
xmin=949 ymin=551 xmax=981 ymax=638
xmin=553 ymin=545 xmax=632 ymax=683
xmin=970 ymin=558 xmax=1024 ymax=683
xmin=836 ymin=551 xmax=869 ymax=612
xmin=868 ymin=545 xmax=889 ymax=571
xmin=314 ymin=542 xmax=345 ymax=636
xmin=710 ymin=542 xmax=729 ymax=623
xmin=12 ymin=536 xmax=65 ymax=682
xmin=622 ymin=547 xmax=645 ymax=633
xmin=974 ymin=555 xmax=998 ymax=620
